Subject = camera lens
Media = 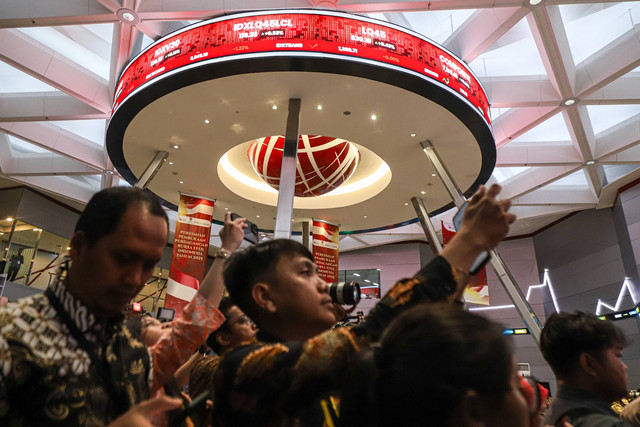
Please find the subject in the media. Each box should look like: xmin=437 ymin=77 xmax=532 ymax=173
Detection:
xmin=328 ymin=282 xmax=361 ymax=305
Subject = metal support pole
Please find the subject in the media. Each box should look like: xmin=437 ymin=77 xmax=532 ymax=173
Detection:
xmin=134 ymin=151 xmax=168 ymax=189
xmin=274 ymin=99 xmax=301 ymax=239
xmin=302 ymin=220 xmax=311 ymax=250
xmin=25 ymin=228 xmax=42 ymax=286
xmin=411 ymin=196 xmax=442 ymax=255
xmin=419 ymin=140 xmax=543 ymax=344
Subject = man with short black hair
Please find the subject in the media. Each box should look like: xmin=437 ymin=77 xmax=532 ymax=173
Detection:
xmin=541 ymin=311 xmax=631 ymax=426
xmin=0 ymin=187 xmax=241 ymax=426
xmin=213 ymin=184 xmax=516 ymax=426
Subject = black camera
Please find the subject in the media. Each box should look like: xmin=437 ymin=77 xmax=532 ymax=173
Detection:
xmin=329 ymin=282 xmax=361 ymax=305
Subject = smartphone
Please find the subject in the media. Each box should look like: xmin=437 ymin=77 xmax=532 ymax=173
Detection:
xmin=230 ymin=213 xmax=259 ymax=245
xmin=452 ymin=202 xmax=491 ymax=275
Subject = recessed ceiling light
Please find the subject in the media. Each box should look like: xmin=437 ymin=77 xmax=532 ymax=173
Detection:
xmin=33 ymin=228 xmax=41 ymax=231
xmin=371 ymin=114 xmax=377 ymax=121
xmin=420 ymin=191 xmax=426 ymax=195
xmin=272 ymin=105 xmax=278 ymax=110
xmin=106 ymin=170 xmax=114 ymax=175
xmin=179 ymin=180 xmax=184 ymax=184
xmin=563 ymin=98 xmax=576 ymax=106
xmin=364 ymin=215 xmax=368 ymax=218
xmin=529 ymin=0 xmax=542 ymax=5
xmin=172 ymin=144 xmax=180 ymax=149
xmin=431 ymin=173 xmax=436 ymax=177
xmin=168 ymin=161 xmax=174 ymax=165
xmin=410 ymin=133 xmax=416 ymax=137
xmin=6 ymin=217 xmax=13 ymax=222
xmin=66 ymin=247 xmax=71 ymax=250
xmin=586 ymin=160 xmax=596 ymax=166
xmin=224 ymin=207 xmax=229 ymax=210
xmin=204 ymin=119 xmax=210 ymax=124
xmin=317 ymin=105 xmax=323 ymax=110
xmin=122 ymin=11 xmax=135 ymax=21
xmin=404 ymin=202 xmax=409 ymax=206
xmin=353 ymin=273 xmax=361 ymax=277
xmin=116 ymin=8 xmax=139 ymax=24
xmin=364 ymin=279 xmax=371 ymax=283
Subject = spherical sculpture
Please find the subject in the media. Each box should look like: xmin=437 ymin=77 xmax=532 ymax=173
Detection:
xmin=248 ymin=135 xmax=360 ymax=197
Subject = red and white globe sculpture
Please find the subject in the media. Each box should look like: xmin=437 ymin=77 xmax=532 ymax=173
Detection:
xmin=248 ymin=135 xmax=360 ymax=197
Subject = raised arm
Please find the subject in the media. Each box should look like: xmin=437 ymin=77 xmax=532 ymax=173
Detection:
xmin=197 ymin=212 xmax=246 ymax=307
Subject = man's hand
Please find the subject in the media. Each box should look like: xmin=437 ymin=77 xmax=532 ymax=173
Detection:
xmin=458 ymin=184 xmax=516 ymax=251
xmin=220 ymin=212 xmax=247 ymax=253
xmin=441 ymin=184 xmax=515 ymax=273
xmin=108 ymin=395 xmax=182 ymax=427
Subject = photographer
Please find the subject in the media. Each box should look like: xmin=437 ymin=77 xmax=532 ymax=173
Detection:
xmin=213 ymin=184 xmax=515 ymax=426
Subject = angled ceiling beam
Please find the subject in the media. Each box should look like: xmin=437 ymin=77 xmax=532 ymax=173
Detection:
xmin=444 ymin=7 xmax=528 ymax=63
xmin=528 ymin=5 xmax=576 ymax=99
xmin=54 ymin=25 xmax=111 ymax=58
xmin=575 ymin=26 xmax=640 ymax=99
xmin=0 ymin=29 xmax=111 ymax=113
xmin=563 ymin=106 xmax=601 ymax=194
xmin=594 ymin=115 xmax=640 ymax=159
xmin=512 ymin=186 xmax=597 ymax=205
xmin=499 ymin=164 xmax=583 ymax=199
xmin=497 ymin=144 xmax=583 ymax=166
xmin=583 ymin=74 xmax=640 ymax=105
xmin=332 ymin=0 xmax=525 ymax=13
xmin=0 ymin=0 xmax=115 ymax=28
xmin=2 ymin=155 xmax=102 ymax=176
xmin=483 ymin=77 xmax=561 ymax=107
xmin=492 ymin=105 xmax=560 ymax=147
xmin=0 ymin=121 xmax=105 ymax=170
xmin=601 ymin=145 xmax=640 ymax=164
xmin=0 ymin=92 xmax=108 ymax=122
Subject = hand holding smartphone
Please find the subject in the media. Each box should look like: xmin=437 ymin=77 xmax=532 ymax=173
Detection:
xmin=230 ymin=213 xmax=259 ymax=245
xmin=452 ymin=201 xmax=491 ymax=275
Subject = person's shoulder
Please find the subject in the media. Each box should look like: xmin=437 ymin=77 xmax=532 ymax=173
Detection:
xmin=571 ymin=412 xmax=631 ymax=427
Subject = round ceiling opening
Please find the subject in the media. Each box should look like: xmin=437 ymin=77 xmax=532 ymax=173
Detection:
xmin=247 ymin=135 xmax=360 ymax=197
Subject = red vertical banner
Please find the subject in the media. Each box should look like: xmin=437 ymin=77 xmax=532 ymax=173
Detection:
xmin=312 ymin=219 xmax=340 ymax=283
xmin=165 ymin=194 xmax=214 ymax=317
xmin=441 ymin=221 xmax=490 ymax=305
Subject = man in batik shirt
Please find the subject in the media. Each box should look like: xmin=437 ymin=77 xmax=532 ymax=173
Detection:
xmin=213 ymin=184 xmax=516 ymax=426
xmin=0 ymin=187 xmax=244 ymax=426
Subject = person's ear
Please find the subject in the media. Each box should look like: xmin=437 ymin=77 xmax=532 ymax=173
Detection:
xmin=216 ymin=332 xmax=231 ymax=348
xmin=453 ymin=390 xmax=486 ymax=427
xmin=579 ymin=352 xmax=600 ymax=378
xmin=69 ymin=230 xmax=87 ymax=261
xmin=252 ymin=283 xmax=277 ymax=313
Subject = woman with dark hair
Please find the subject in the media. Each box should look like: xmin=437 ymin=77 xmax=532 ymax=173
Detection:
xmin=339 ymin=305 xmax=529 ymax=427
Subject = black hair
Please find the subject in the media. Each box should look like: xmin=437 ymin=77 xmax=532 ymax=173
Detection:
xmin=339 ymin=305 xmax=513 ymax=426
xmin=540 ymin=311 xmax=628 ymax=379
xmin=223 ymin=239 xmax=313 ymax=319
xmin=75 ymin=186 xmax=168 ymax=246
xmin=206 ymin=296 xmax=237 ymax=354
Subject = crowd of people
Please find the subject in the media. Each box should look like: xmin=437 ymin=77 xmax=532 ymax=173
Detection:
xmin=0 ymin=183 xmax=637 ymax=426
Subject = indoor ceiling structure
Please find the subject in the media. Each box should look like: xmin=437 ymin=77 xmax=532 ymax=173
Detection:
xmin=1 ymin=0 xmax=639 ymax=251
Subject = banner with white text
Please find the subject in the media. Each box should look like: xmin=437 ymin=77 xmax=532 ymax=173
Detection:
xmin=441 ymin=220 xmax=490 ymax=305
xmin=312 ymin=219 xmax=340 ymax=283
xmin=165 ymin=194 xmax=214 ymax=317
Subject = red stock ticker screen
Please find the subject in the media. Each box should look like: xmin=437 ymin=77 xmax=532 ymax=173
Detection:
xmin=113 ymin=11 xmax=490 ymax=125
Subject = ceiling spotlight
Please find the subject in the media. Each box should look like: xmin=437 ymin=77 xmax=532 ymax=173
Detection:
xmin=224 ymin=207 xmax=229 ymax=210
xmin=33 ymin=228 xmax=41 ymax=231
xmin=204 ymin=119 xmax=210 ymax=124
xmin=404 ymin=202 xmax=409 ymax=206
xmin=529 ymin=0 xmax=542 ymax=5
xmin=364 ymin=215 xmax=368 ymax=218
xmin=6 ymin=217 xmax=13 ymax=222
xmin=66 ymin=247 xmax=71 ymax=250
xmin=256 ymin=215 xmax=260 ymax=218
xmin=106 ymin=170 xmax=114 ymax=175
xmin=317 ymin=105 xmax=323 ymax=110
xmin=172 ymin=144 xmax=180 ymax=149
xmin=168 ymin=161 xmax=174 ymax=165
xmin=116 ymin=8 xmax=140 ymax=24
xmin=563 ymin=98 xmax=577 ymax=106
xmin=431 ymin=173 xmax=436 ymax=177
xmin=410 ymin=133 xmax=416 ymax=137
xmin=586 ymin=160 xmax=596 ymax=166
xmin=179 ymin=180 xmax=184 ymax=184
xmin=272 ymin=105 xmax=278 ymax=110
xmin=371 ymin=114 xmax=377 ymax=121
xmin=420 ymin=191 xmax=426 ymax=195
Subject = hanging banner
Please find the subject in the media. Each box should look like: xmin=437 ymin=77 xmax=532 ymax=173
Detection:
xmin=165 ymin=194 xmax=214 ymax=317
xmin=312 ymin=219 xmax=340 ymax=283
xmin=441 ymin=221 xmax=490 ymax=305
